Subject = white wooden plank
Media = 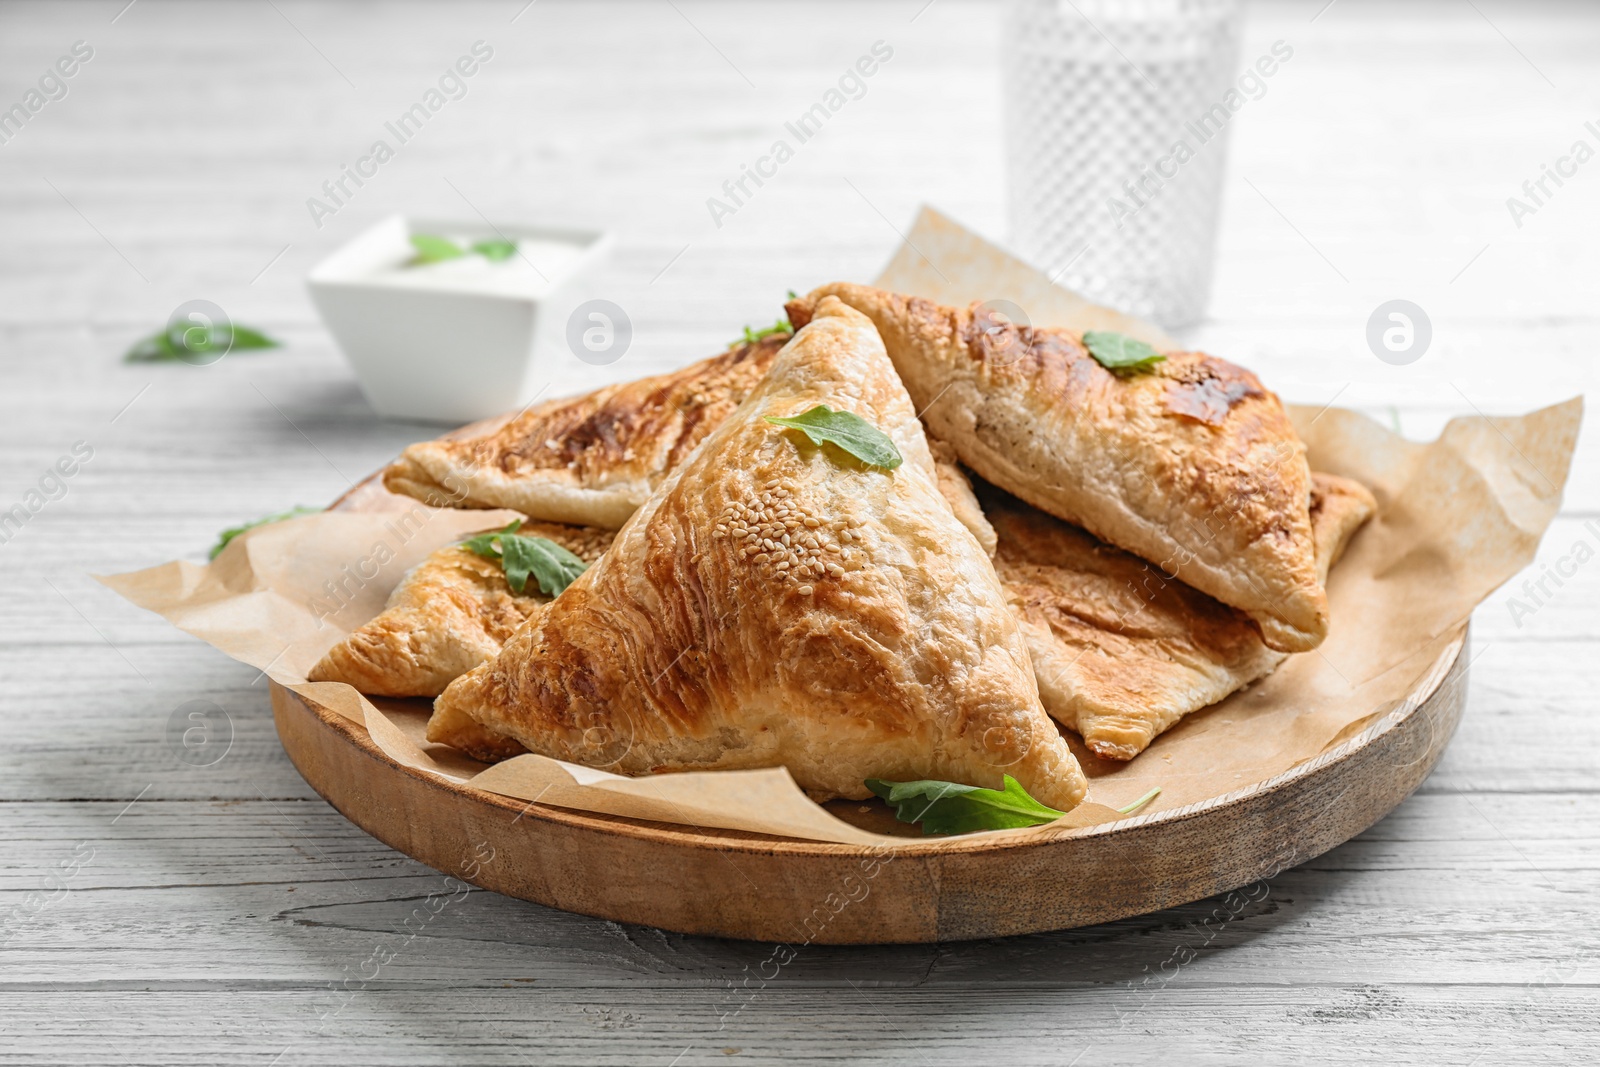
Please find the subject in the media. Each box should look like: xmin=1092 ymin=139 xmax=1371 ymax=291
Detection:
xmin=2 ymin=984 xmax=1599 ymax=1066
xmin=2 ymin=795 xmax=1598 ymax=993
xmin=1 ymin=0 xmax=1597 ymax=1061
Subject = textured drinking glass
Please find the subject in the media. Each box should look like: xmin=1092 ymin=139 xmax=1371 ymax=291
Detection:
xmin=1004 ymin=0 xmax=1243 ymax=328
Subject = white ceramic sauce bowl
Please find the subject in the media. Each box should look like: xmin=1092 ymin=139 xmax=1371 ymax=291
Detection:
xmin=308 ymin=214 xmax=613 ymax=422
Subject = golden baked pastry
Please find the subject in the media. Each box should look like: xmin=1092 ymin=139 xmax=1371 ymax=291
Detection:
xmin=1303 ymin=472 xmax=1378 ymax=585
xmin=417 ymin=457 xmax=1004 ymax=765
xmin=989 ymin=472 xmax=1375 ymax=760
xmin=383 ymin=333 xmax=789 ymax=528
xmin=426 ymin=700 xmax=528 ymax=763
xmin=929 ymin=438 xmax=997 ymax=558
xmin=412 ymin=469 xmax=1372 ymax=767
xmin=431 ymin=296 xmax=1087 ymax=809
xmin=787 ymin=284 xmax=1326 ymax=654
xmin=307 ymin=521 xmax=613 ymax=699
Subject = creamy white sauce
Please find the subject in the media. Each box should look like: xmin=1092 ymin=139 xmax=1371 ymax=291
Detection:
xmin=365 ymin=236 xmax=588 ymax=297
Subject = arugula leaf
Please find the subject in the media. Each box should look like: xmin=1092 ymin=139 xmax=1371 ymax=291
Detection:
xmin=764 ymin=405 xmax=902 ymax=471
xmin=501 ymin=531 xmax=588 ymax=595
xmin=470 ymin=238 xmax=518 ymax=262
xmin=210 ymin=505 xmax=320 ymax=560
xmin=125 ymin=321 xmax=282 ymax=362
xmin=409 ymin=234 xmax=466 ymax=264
xmin=866 ymin=775 xmax=1067 ymax=835
xmin=223 ymin=325 xmax=279 ymax=350
xmin=737 ymin=317 xmax=793 ymax=347
xmin=1082 ymin=330 xmax=1166 ymax=372
xmin=125 ymin=332 xmax=180 ymax=362
xmin=459 ymin=520 xmax=589 ymax=596
xmin=459 ymin=522 xmax=516 ymax=558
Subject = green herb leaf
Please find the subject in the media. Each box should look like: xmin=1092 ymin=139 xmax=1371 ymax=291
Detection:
xmin=470 ymin=238 xmax=518 ymax=262
xmin=224 ymin=325 xmax=279 ymax=350
xmin=736 ymin=317 xmax=793 ymax=347
xmin=124 ymin=331 xmax=186 ymax=362
xmin=764 ymin=405 xmax=902 ymax=471
xmin=409 ymin=234 xmax=466 ymax=264
xmin=210 ymin=505 xmax=320 ymax=560
xmin=124 ymin=322 xmax=282 ymax=362
xmin=1116 ymin=786 xmax=1161 ymax=815
xmin=1082 ymin=330 xmax=1166 ymax=372
xmin=459 ymin=520 xmax=589 ymax=596
xmin=866 ymin=775 xmax=1067 ymax=835
xmin=458 ymin=525 xmax=511 ymax=560
xmin=501 ymin=532 xmax=588 ymax=596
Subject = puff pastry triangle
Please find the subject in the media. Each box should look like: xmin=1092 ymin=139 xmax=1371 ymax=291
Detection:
xmin=308 ymin=521 xmax=613 ymax=700
xmin=384 ymin=333 xmax=788 ymax=528
xmin=432 ymin=296 xmax=1087 ymax=809
xmin=788 ymin=284 xmax=1327 ymax=653
xmin=991 ymin=472 xmax=1374 ymax=759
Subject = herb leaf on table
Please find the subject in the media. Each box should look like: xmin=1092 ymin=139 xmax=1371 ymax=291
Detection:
xmin=125 ymin=322 xmax=281 ymax=363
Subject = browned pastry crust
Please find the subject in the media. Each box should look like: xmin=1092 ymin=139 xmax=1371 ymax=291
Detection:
xmin=787 ymin=284 xmax=1327 ymax=654
xmin=988 ymin=472 xmax=1375 ymax=760
xmin=431 ymin=297 xmax=1088 ymax=810
xmin=307 ymin=521 xmax=613 ymax=700
xmin=383 ymin=334 xmax=790 ymax=528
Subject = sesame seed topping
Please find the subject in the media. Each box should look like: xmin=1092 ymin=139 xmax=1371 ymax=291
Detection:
xmin=726 ymin=483 xmax=859 ymax=591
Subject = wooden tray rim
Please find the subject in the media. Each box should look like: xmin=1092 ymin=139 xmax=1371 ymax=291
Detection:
xmin=323 ymin=441 xmax=1467 ymax=861
xmin=278 ymin=625 xmax=1465 ymax=859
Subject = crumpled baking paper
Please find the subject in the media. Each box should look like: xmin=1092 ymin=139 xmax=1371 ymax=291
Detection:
xmin=99 ymin=207 xmax=1581 ymax=846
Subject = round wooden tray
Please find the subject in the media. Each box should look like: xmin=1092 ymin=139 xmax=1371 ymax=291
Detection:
xmin=271 ymin=627 xmax=1466 ymax=944
xmin=277 ymin=433 xmax=1470 ymax=943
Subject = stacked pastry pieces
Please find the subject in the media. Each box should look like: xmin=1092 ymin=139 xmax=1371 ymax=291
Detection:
xmin=310 ymin=286 xmax=1375 ymax=811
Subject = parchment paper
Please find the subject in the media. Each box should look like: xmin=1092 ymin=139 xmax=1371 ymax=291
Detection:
xmin=98 ymin=208 xmax=1581 ymax=846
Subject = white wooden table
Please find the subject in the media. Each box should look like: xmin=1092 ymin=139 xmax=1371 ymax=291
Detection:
xmin=3 ymin=1 xmax=1597 ymax=1062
